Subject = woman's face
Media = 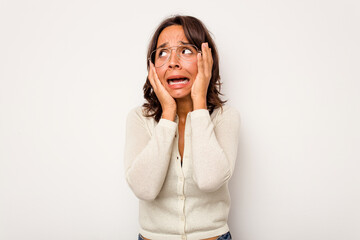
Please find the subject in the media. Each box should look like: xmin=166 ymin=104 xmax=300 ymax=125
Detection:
xmin=155 ymin=25 xmax=198 ymax=100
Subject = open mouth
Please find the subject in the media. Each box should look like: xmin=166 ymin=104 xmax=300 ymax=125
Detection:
xmin=167 ymin=77 xmax=190 ymax=85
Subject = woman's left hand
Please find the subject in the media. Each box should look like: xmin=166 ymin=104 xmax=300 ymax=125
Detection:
xmin=191 ymin=42 xmax=213 ymax=109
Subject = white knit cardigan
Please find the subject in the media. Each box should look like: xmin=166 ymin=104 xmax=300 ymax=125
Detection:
xmin=124 ymin=105 xmax=240 ymax=240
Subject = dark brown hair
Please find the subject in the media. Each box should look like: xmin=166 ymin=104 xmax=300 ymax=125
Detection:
xmin=143 ymin=15 xmax=226 ymax=122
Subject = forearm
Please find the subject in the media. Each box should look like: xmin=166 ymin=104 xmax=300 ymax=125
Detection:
xmin=125 ymin=117 xmax=176 ymax=201
xmin=190 ymin=108 xmax=240 ymax=192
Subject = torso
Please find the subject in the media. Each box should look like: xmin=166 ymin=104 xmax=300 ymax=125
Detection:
xmin=178 ymin=121 xmax=185 ymax=163
xmin=141 ymin=236 xmax=219 ymax=240
xmin=151 ymin=121 xmax=216 ymax=240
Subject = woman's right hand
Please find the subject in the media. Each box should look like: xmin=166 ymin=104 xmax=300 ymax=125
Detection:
xmin=148 ymin=62 xmax=177 ymax=121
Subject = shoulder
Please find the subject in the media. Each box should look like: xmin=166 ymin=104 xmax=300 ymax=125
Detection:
xmin=127 ymin=106 xmax=145 ymax=119
xmin=126 ymin=106 xmax=144 ymax=123
xmin=211 ymin=104 xmax=241 ymax=124
xmin=126 ymin=106 xmax=157 ymax=129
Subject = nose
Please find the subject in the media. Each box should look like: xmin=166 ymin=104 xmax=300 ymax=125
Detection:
xmin=168 ymin=49 xmax=181 ymax=69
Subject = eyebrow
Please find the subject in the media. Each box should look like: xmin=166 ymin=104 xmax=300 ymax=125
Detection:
xmin=157 ymin=41 xmax=191 ymax=49
xmin=179 ymin=41 xmax=191 ymax=45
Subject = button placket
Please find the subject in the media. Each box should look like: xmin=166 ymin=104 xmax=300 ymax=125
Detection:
xmin=177 ymin=114 xmax=189 ymax=238
xmin=177 ymin=172 xmax=186 ymax=235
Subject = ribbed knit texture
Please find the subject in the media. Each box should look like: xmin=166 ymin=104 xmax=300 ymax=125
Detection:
xmin=124 ymin=105 xmax=240 ymax=240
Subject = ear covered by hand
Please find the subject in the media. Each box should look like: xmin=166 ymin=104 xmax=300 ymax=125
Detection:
xmin=191 ymin=42 xmax=213 ymax=108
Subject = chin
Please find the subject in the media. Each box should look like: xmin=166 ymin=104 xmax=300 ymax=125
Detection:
xmin=170 ymin=91 xmax=191 ymax=100
xmin=167 ymin=85 xmax=192 ymax=100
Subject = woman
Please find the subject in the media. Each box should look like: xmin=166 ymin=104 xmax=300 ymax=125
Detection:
xmin=124 ymin=15 xmax=240 ymax=240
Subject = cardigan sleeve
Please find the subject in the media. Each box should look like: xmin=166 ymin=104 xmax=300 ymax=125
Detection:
xmin=124 ymin=107 xmax=177 ymax=201
xmin=190 ymin=106 xmax=241 ymax=192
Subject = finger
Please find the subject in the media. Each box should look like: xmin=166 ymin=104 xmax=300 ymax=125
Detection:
xmin=202 ymin=43 xmax=212 ymax=77
xmin=147 ymin=62 xmax=155 ymax=87
xmin=204 ymin=43 xmax=213 ymax=79
xmin=197 ymin=52 xmax=204 ymax=77
xmin=206 ymin=46 xmax=213 ymax=78
xmin=151 ymin=63 xmax=163 ymax=89
xmin=148 ymin=62 xmax=157 ymax=91
xmin=207 ymin=46 xmax=213 ymax=67
xmin=201 ymin=42 xmax=208 ymax=65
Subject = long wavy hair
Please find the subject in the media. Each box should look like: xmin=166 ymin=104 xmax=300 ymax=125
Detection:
xmin=143 ymin=15 xmax=226 ymax=122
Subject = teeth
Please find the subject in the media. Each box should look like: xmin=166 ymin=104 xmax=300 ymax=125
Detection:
xmin=168 ymin=79 xmax=189 ymax=85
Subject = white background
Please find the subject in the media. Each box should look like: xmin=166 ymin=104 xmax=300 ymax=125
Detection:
xmin=1 ymin=0 xmax=359 ymax=239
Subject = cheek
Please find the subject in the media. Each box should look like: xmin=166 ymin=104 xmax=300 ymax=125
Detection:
xmin=183 ymin=62 xmax=198 ymax=77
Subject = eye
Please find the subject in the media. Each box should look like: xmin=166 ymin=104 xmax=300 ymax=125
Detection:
xmin=181 ymin=47 xmax=194 ymax=55
xmin=158 ymin=49 xmax=168 ymax=58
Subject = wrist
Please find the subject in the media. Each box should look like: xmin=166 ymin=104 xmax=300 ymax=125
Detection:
xmin=193 ymin=98 xmax=207 ymax=110
xmin=161 ymin=108 xmax=176 ymax=122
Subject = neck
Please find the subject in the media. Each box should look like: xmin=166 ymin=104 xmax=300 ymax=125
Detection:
xmin=176 ymin=95 xmax=193 ymax=120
